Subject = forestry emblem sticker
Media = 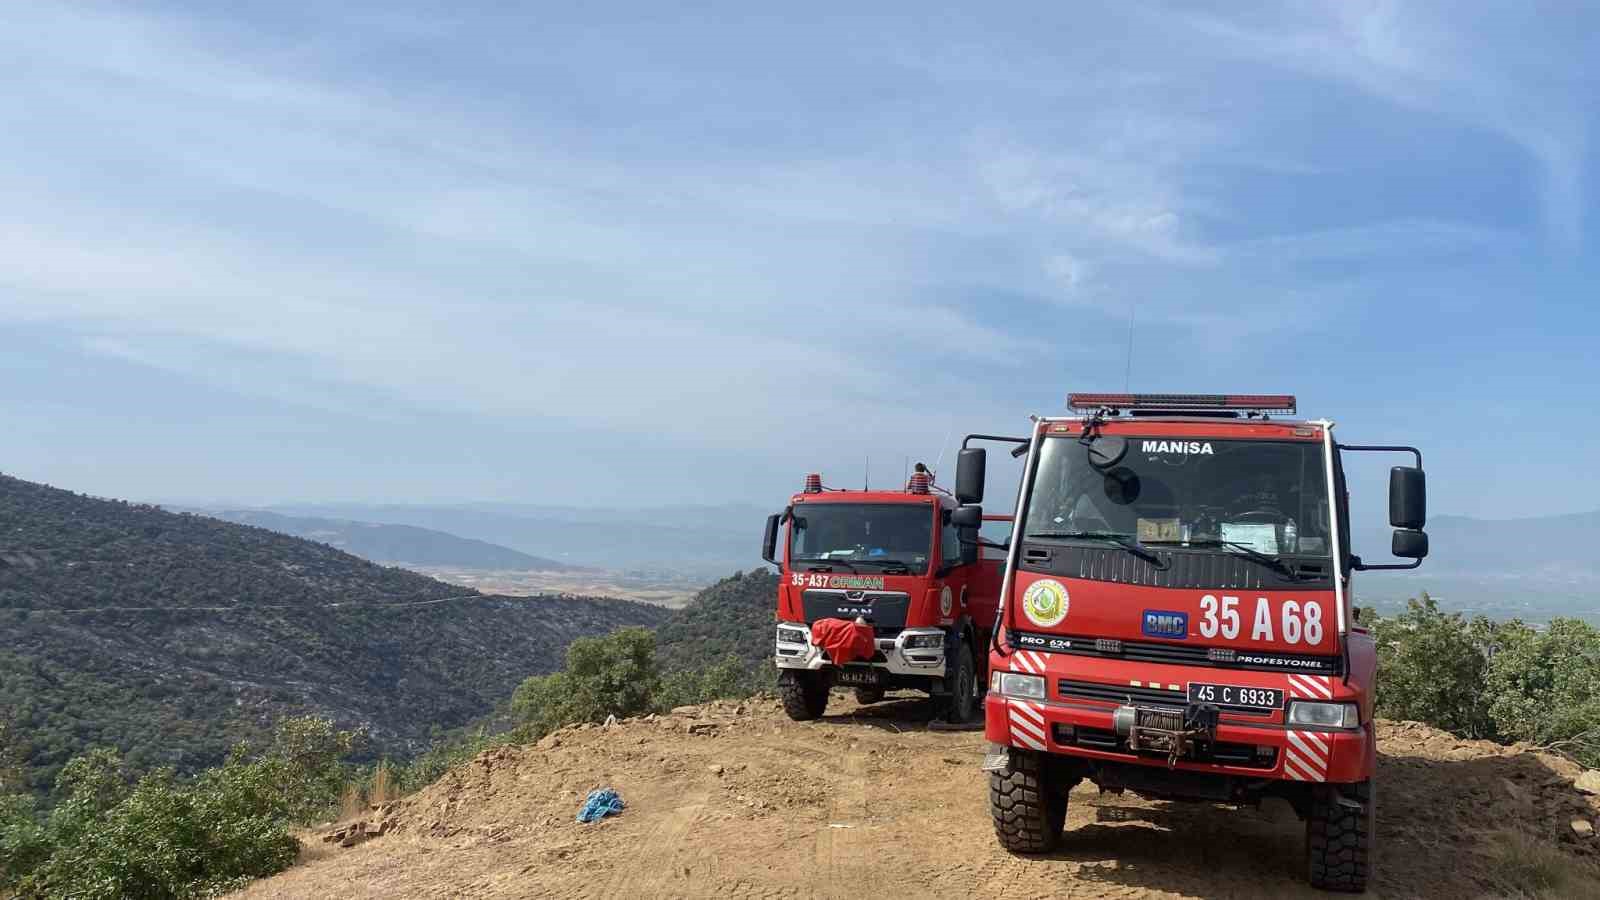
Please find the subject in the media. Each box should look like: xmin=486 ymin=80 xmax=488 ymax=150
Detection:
xmin=939 ymin=585 xmax=954 ymax=618
xmin=1021 ymin=579 xmax=1070 ymax=628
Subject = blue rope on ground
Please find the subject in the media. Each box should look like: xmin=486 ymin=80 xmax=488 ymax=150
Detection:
xmin=576 ymin=788 xmax=625 ymax=823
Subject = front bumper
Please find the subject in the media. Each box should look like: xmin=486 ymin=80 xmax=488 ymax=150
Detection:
xmin=774 ymin=623 xmax=947 ymax=677
xmin=986 ymin=666 xmax=1371 ymax=785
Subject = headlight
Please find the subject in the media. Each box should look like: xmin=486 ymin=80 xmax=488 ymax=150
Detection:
xmin=903 ymin=633 xmax=944 ymax=650
xmin=997 ymin=672 xmax=1046 ymax=700
xmin=1287 ymin=701 xmax=1359 ymax=729
xmin=776 ymin=626 xmax=808 ymax=645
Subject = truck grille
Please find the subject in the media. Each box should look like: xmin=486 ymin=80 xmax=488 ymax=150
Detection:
xmin=801 ymin=590 xmax=910 ymax=629
xmin=1058 ymin=679 xmax=1184 ymax=708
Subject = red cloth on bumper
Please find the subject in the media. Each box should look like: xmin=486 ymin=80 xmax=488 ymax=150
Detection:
xmin=810 ymin=618 xmax=876 ymax=665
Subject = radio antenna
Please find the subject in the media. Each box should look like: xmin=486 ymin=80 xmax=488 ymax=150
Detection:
xmin=931 ymin=416 xmax=955 ymax=476
xmin=864 ymin=455 xmax=869 ymax=491
xmin=1123 ymin=305 xmax=1137 ymax=391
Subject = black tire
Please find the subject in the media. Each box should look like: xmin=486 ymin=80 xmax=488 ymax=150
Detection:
xmin=779 ymin=670 xmax=830 ymax=721
xmin=852 ymin=686 xmax=885 ymax=705
xmin=942 ymin=642 xmax=980 ymax=724
xmin=1306 ymin=779 xmax=1373 ymax=892
xmin=989 ymin=748 xmax=1066 ymax=854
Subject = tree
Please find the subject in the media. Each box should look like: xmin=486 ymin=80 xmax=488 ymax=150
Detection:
xmin=510 ymin=628 xmax=660 ymax=738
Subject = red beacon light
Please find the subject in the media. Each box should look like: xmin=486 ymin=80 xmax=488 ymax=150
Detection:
xmin=908 ymin=471 xmax=931 ymax=494
xmin=803 ymin=473 xmax=823 ymax=494
xmin=1067 ymin=393 xmax=1297 ymax=416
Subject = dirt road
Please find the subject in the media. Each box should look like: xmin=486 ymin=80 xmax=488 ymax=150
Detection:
xmin=236 ymin=695 xmax=1600 ymax=899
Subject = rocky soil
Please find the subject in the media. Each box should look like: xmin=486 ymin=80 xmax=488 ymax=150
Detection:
xmin=236 ymin=695 xmax=1600 ymax=899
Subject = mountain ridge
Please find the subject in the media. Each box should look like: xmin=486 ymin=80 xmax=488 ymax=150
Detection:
xmin=0 ymin=473 xmax=667 ymax=798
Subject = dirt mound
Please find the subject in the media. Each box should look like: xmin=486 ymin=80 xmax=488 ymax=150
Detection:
xmin=235 ymin=697 xmax=1600 ymax=899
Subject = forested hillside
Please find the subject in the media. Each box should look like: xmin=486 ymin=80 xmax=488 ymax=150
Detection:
xmin=655 ymin=569 xmax=777 ymax=681
xmin=0 ymin=474 xmax=667 ymax=799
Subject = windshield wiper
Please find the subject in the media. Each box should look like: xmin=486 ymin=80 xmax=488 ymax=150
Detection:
xmin=850 ymin=559 xmax=914 ymax=573
xmin=792 ymin=557 xmax=860 ymax=572
xmin=1027 ymin=530 xmax=1167 ymax=569
xmin=1183 ymin=539 xmax=1310 ymax=579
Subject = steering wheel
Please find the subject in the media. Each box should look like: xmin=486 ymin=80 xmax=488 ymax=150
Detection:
xmin=1232 ymin=509 xmax=1289 ymax=524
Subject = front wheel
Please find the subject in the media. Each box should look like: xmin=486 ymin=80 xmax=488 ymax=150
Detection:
xmin=989 ymin=748 xmax=1066 ymax=854
xmin=1306 ymin=779 xmax=1373 ymax=892
xmin=779 ymin=670 xmax=830 ymax=721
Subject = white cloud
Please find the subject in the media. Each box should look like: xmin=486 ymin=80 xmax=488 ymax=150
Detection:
xmin=1180 ymin=2 xmax=1590 ymax=249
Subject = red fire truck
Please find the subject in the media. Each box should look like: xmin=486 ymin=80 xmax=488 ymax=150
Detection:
xmin=762 ymin=467 xmax=1006 ymax=723
xmin=955 ymin=394 xmax=1428 ymax=892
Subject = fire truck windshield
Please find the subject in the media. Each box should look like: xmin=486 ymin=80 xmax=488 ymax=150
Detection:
xmin=789 ymin=503 xmax=933 ymax=573
xmin=1022 ymin=436 xmax=1332 ymax=559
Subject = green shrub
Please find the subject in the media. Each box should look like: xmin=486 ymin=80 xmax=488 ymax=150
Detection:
xmin=0 ymin=716 xmax=358 ymax=899
xmin=0 ymin=794 xmax=49 ymax=888
xmin=656 ymin=654 xmax=754 ymax=710
xmin=1483 ymin=618 xmax=1600 ymax=765
xmin=1373 ymin=596 xmax=1600 ymax=766
xmin=1371 ymin=594 xmax=1496 ymax=737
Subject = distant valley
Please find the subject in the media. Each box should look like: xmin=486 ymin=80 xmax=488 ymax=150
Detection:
xmin=196 ymin=509 xmax=586 ymax=572
xmin=1353 ymin=509 xmax=1600 ymax=622
xmin=199 ymin=500 xmax=1600 ymax=623
xmin=254 ymin=501 xmax=767 ymax=577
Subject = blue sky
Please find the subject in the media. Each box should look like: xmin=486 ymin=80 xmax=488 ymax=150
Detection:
xmin=2 ymin=1 xmax=1596 ymax=521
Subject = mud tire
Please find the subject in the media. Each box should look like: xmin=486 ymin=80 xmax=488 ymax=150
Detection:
xmin=989 ymin=748 xmax=1066 ymax=854
xmin=940 ymin=642 xmax=981 ymax=724
xmin=779 ymin=670 xmax=830 ymax=721
xmin=1306 ymin=779 xmax=1373 ymax=892
xmin=852 ymin=686 xmax=885 ymax=705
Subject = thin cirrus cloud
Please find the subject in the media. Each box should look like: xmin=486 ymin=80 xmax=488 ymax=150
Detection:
xmin=0 ymin=1 xmax=1594 ymax=512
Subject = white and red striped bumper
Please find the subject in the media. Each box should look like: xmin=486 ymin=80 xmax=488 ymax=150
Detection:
xmin=983 ymin=651 xmax=1372 ymax=784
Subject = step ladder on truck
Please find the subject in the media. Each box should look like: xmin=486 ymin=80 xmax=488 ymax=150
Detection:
xmin=954 ymin=393 xmax=1428 ymax=892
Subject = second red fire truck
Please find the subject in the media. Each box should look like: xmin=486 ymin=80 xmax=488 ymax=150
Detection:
xmin=955 ymin=393 xmax=1428 ymax=892
xmin=763 ymin=467 xmax=1006 ymax=723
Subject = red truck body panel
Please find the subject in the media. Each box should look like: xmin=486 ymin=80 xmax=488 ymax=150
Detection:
xmin=987 ymin=413 xmax=1374 ymax=785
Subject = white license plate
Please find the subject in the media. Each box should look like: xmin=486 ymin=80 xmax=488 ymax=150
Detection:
xmin=1187 ymin=682 xmax=1283 ymax=710
xmin=835 ymin=668 xmax=882 ymax=687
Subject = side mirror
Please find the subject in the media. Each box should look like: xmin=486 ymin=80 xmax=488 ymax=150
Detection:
xmin=950 ymin=505 xmax=982 ymax=529
xmin=1389 ymin=467 xmax=1426 ymax=529
xmin=761 ymin=513 xmax=781 ymax=565
xmin=956 ymin=448 xmax=986 ymax=504
xmin=1392 ymin=529 xmax=1429 ymax=560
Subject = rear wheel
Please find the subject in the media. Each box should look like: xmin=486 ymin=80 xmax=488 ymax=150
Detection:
xmin=1306 ymin=779 xmax=1373 ymax=892
xmin=852 ymin=686 xmax=885 ymax=705
xmin=989 ymin=748 xmax=1066 ymax=853
xmin=940 ymin=642 xmax=980 ymax=724
xmin=779 ymin=670 xmax=830 ymax=721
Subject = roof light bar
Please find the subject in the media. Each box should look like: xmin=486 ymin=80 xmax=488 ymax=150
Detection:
xmin=1067 ymin=393 xmax=1297 ymax=414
